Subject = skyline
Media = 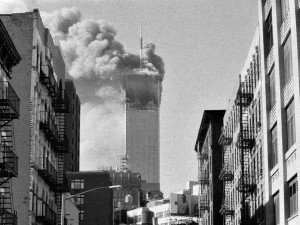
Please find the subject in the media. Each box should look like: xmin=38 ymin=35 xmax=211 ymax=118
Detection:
xmin=1 ymin=0 xmax=258 ymax=196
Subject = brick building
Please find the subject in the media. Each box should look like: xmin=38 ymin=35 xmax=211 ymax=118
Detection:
xmin=0 ymin=10 xmax=70 ymax=224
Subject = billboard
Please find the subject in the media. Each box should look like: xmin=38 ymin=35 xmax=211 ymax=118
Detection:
xmin=170 ymin=193 xmax=198 ymax=217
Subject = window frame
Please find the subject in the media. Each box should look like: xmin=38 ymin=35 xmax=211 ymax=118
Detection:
xmin=289 ymin=177 xmax=298 ymax=217
xmin=286 ymin=100 xmax=296 ymax=150
xmin=269 ymin=69 xmax=276 ymax=109
xmin=273 ymin=193 xmax=280 ymax=225
xmin=71 ymin=179 xmax=84 ymax=190
xmin=271 ymin=125 xmax=278 ymax=168
xmin=79 ymin=210 xmax=84 ymax=221
xmin=283 ymin=35 xmax=293 ymax=85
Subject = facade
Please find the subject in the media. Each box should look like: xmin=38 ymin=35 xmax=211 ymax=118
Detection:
xmin=66 ymin=171 xmax=113 ymax=225
xmin=258 ymin=1 xmax=300 ymax=225
xmin=216 ymin=1 xmax=300 ymax=224
xmin=0 ymin=10 xmax=70 ymax=225
xmin=65 ymin=79 xmax=80 ymax=172
xmin=0 ymin=19 xmax=21 ymax=224
xmin=125 ymin=74 xmax=161 ymax=193
xmin=194 ymin=110 xmax=224 ymax=225
xmin=110 ymin=169 xmax=142 ymax=208
xmin=218 ymin=29 xmax=263 ymax=225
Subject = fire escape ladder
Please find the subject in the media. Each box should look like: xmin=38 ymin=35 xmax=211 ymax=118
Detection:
xmin=55 ymin=191 xmax=63 ymax=225
xmin=235 ymin=75 xmax=255 ymax=225
xmin=53 ymin=114 xmax=68 ymax=153
xmin=0 ymin=178 xmax=17 ymax=225
xmin=56 ymin=153 xmax=69 ymax=193
xmin=53 ymin=89 xmax=69 ymax=114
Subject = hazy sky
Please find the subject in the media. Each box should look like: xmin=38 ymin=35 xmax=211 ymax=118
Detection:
xmin=2 ymin=0 xmax=258 ymax=195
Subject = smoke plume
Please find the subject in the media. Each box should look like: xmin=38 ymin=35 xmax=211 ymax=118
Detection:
xmin=42 ymin=7 xmax=165 ymax=170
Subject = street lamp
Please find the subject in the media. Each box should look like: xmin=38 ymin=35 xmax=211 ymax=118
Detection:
xmin=61 ymin=185 xmax=122 ymax=225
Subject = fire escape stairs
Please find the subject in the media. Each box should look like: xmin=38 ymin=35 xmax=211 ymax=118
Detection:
xmin=235 ymin=76 xmax=256 ymax=225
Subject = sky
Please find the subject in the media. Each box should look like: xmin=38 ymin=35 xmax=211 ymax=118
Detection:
xmin=1 ymin=0 xmax=258 ymax=196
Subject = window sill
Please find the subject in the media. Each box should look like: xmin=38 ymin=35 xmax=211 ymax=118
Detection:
xmin=287 ymin=213 xmax=298 ymax=222
xmin=285 ymin=144 xmax=297 ymax=160
xmin=270 ymin=165 xmax=279 ymax=177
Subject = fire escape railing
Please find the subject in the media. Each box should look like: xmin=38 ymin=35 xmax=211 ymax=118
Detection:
xmin=0 ymin=144 xmax=18 ymax=177
xmin=40 ymin=111 xmax=59 ymax=141
xmin=36 ymin=198 xmax=56 ymax=225
xmin=38 ymin=157 xmax=58 ymax=188
xmin=199 ymin=192 xmax=210 ymax=211
xmin=40 ymin=61 xmax=58 ymax=99
xmin=235 ymin=75 xmax=256 ymax=225
xmin=0 ymin=81 xmax=20 ymax=121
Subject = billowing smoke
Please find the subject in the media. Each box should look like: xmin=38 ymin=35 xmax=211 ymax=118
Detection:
xmin=41 ymin=7 xmax=165 ymax=170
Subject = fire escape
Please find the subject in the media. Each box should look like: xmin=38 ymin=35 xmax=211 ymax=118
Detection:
xmin=235 ymin=75 xmax=256 ymax=225
xmin=39 ymin=55 xmax=70 ymax=225
xmin=197 ymin=149 xmax=209 ymax=219
xmin=0 ymin=81 xmax=19 ymax=225
xmin=219 ymin=127 xmax=234 ymax=225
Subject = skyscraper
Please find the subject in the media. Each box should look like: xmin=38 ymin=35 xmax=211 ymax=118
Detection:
xmin=125 ymin=73 xmax=162 ymax=193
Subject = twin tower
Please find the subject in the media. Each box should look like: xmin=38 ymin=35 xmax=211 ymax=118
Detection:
xmin=124 ymin=72 xmax=162 ymax=194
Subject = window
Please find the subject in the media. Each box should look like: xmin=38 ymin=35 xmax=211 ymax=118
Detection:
xmin=71 ymin=179 xmax=84 ymax=189
xmin=266 ymin=14 xmax=273 ymax=56
xmin=79 ymin=210 xmax=84 ymax=221
xmin=269 ymin=69 xmax=276 ymax=109
xmin=271 ymin=126 xmax=278 ymax=168
xmin=283 ymin=35 xmax=293 ymax=84
xmin=281 ymin=0 xmax=289 ymax=22
xmin=286 ymin=100 xmax=296 ymax=149
xmin=273 ymin=193 xmax=280 ymax=225
xmin=75 ymin=194 xmax=84 ymax=205
xmin=289 ymin=178 xmax=298 ymax=217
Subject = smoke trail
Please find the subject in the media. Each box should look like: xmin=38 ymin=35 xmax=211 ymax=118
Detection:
xmin=42 ymin=7 xmax=165 ymax=169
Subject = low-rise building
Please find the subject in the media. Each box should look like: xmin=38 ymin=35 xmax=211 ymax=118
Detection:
xmin=194 ymin=110 xmax=225 ymax=225
xmin=66 ymin=171 xmax=113 ymax=225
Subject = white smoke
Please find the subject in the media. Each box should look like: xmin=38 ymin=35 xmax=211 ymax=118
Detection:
xmin=41 ymin=7 xmax=81 ymax=39
xmin=80 ymin=99 xmax=125 ymax=170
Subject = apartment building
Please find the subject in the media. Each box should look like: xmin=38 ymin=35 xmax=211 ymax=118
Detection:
xmin=194 ymin=110 xmax=225 ymax=225
xmin=218 ymin=29 xmax=263 ymax=225
xmin=0 ymin=10 xmax=70 ymax=224
xmin=0 ymin=19 xmax=21 ymax=224
xmin=65 ymin=79 xmax=80 ymax=172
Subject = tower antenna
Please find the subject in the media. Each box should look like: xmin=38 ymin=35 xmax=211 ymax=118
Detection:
xmin=140 ymin=24 xmax=143 ymax=69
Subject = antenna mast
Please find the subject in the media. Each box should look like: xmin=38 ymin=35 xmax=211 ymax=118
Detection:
xmin=140 ymin=25 xmax=143 ymax=69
